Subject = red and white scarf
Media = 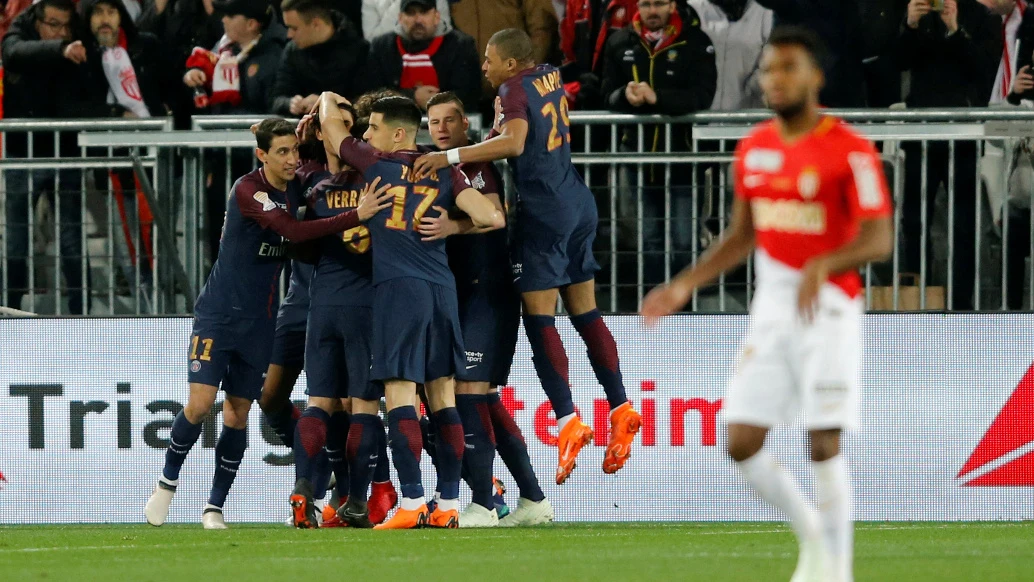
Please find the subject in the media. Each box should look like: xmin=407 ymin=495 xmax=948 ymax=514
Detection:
xmin=186 ymin=35 xmax=260 ymax=107
xmin=100 ymin=28 xmax=149 ymax=118
xmin=398 ymin=35 xmax=444 ymax=90
xmin=995 ymin=0 xmax=1027 ymax=104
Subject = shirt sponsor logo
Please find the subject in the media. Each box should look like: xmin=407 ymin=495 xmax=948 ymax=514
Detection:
xmin=743 ymin=148 xmax=784 ymax=172
xmin=751 ymin=198 xmax=827 ymax=234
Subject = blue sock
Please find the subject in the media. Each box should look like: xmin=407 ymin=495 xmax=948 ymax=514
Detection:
xmin=347 ymin=413 xmax=382 ymax=502
xmin=326 ymin=412 xmax=351 ymax=500
xmin=420 ymin=414 xmax=439 ymax=471
xmin=456 ymin=394 xmax=496 ymax=510
xmin=523 ymin=314 xmax=575 ymax=418
xmin=571 ymin=309 xmax=628 ymax=409
xmin=488 ymin=392 xmax=545 ymax=503
xmin=373 ymin=426 xmax=391 ymax=483
xmin=163 ymin=411 xmax=202 ymax=482
xmin=208 ymin=425 xmax=247 ymax=508
xmin=265 ymin=402 xmax=298 ymax=448
xmin=387 ymin=407 xmax=424 ymax=501
xmin=293 ymin=407 xmax=329 ymax=485
xmin=312 ymin=450 xmax=331 ymax=501
xmin=431 ymin=408 xmax=464 ymax=502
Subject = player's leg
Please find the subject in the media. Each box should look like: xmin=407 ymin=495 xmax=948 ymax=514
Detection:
xmin=291 ymin=395 xmax=339 ymax=528
xmin=424 ymin=375 xmax=463 ymax=528
xmin=559 ymin=213 xmax=641 ymax=475
xmin=323 ymin=397 xmax=351 ymax=513
xmin=452 ymin=380 xmax=497 ymax=527
xmin=144 ymin=382 xmax=218 ymax=526
xmin=375 ymin=380 xmax=429 ymax=529
xmin=488 ymin=387 xmax=553 ymax=527
xmin=342 ymin=396 xmax=385 ymax=528
xmin=810 ymin=429 xmax=851 ymax=582
xmin=203 ymin=393 xmax=253 ymax=530
xmin=258 ymin=364 xmax=302 ymax=448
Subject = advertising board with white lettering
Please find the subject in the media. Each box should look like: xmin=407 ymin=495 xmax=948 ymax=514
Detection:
xmin=0 ymin=315 xmax=1031 ymax=523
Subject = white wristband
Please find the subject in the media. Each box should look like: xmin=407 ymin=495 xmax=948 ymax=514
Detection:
xmin=446 ymin=148 xmax=461 ymax=165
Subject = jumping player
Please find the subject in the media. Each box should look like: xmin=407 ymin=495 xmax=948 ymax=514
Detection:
xmin=642 ymin=27 xmax=893 ymax=582
xmin=418 ymin=91 xmax=552 ymax=527
xmin=143 ymin=118 xmax=392 ymax=529
xmin=318 ymin=92 xmax=504 ymax=529
xmin=413 ymin=29 xmax=641 ymax=485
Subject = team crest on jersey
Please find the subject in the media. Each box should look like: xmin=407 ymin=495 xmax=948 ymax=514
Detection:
xmin=797 ymin=167 xmax=820 ymax=200
xmin=191 ymin=360 xmax=201 ymax=373
xmin=743 ymin=149 xmax=784 ymax=172
xmin=668 ymin=50 xmax=677 ymax=62
xmin=253 ymin=191 xmax=278 ymax=211
xmin=472 ymin=172 xmax=485 ymax=190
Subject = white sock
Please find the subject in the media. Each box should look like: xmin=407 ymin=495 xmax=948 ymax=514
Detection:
xmin=814 ymin=455 xmax=853 ymax=581
xmin=204 ymin=503 xmax=222 ymax=512
xmin=437 ymin=498 xmax=458 ymax=512
xmin=737 ymin=449 xmax=819 ymax=542
xmin=557 ymin=413 xmax=577 ymax=432
xmin=158 ymin=476 xmax=178 ymax=488
xmin=400 ymin=497 xmax=425 ymax=511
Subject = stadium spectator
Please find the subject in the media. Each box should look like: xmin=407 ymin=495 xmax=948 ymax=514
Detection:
xmin=2 ymin=0 xmax=93 ymax=314
xmin=898 ymin=0 xmax=1001 ymax=309
xmin=137 ymin=0 xmax=224 ymax=126
xmin=754 ymin=0 xmax=868 ymax=106
xmin=599 ymin=0 xmax=717 ymax=292
xmin=0 ymin=0 xmax=35 ymax=40
xmin=688 ymin=0 xmax=772 ymax=110
xmin=858 ymin=0 xmax=908 ymax=107
xmin=450 ymin=0 xmax=560 ymax=112
xmin=271 ymin=0 xmax=369 ymax=116
xmin=366 ymin=0 xmax=480 ymax=110
xmin=183 ymin=0 xmax=285 ymax=262
xmin=362 ymin=0 xmax=452 ymax=40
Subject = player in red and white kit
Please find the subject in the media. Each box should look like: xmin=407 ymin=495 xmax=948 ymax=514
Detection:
xmin=642 ymin=27 xmax=892 ymax=582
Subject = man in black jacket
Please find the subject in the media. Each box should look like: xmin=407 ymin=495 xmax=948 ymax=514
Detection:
xmin=366 ymin=0 xmax=480 ymax=111
xmin=898 ymin=0 xmax=1001 ymax=309
xmin=2 ymin=0 xmax=94 ymax=314
xmin=272 ymin=0 xmax=368 ymax=115
xmin=599 ymin=0 xmax=716 ymax=297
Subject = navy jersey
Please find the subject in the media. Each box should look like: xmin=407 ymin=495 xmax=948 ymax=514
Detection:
xmin=275 ymin=165 xmax=330 ymax=329
xmin=447 ymin=161 xmax=509 ymax=287
xmin=307 ymin=169 xmax=374 ymax=306
xmin=338 ymin=137 xmax=472 ymax=288
xmin=194 ymin=169 xmax=304 ymax=319
xmin=497 ymin=65 xmax=594 ymax=213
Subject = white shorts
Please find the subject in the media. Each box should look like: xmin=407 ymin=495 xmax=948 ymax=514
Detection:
xmin=723 ymin=285 xmax=863 ymax=431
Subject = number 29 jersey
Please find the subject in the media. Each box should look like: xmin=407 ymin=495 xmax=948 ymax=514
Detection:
xmin=338 ymin=137 xmax=472 ymax=288
xmin=497 ymin=64 xmax=594 ymax=214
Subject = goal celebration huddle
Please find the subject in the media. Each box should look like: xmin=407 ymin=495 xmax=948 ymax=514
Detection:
xmin=142 ymin=24 xmax=888 ymax=582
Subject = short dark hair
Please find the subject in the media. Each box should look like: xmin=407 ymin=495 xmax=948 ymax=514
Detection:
xmin=370 ymin=96 xmax=422 ymax=133
xmin=280 ymin=0 xmax=332 ymax=23
xmin=35 ymin=0 xmax=76 ymax=19
xmin=311 ymin=102 xmax=358 ymax=136
xmin=255 ymin=118 xmax=297 ymax=152
xmin=488 ymin=28 xmax=534 ymax=63
xmin=767 ymin=25 xmax=827 ymax=68
xmin=425 ymin=91 xmax=465 ymax=115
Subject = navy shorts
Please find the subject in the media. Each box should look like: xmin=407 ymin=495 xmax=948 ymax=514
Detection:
xmin=371 ymin=278 xmax=465 ymax=384
xmin=270 ymin=325 xmax=307 ymax=369
xmin=188 ymin=315 xmax=274 ymax=401
xmin=456 ymin=281 xmax=520 ymax=386
xmin=511 ymin=205 xmax=600 ymax=293
xmin=305 ymin=305 xmax=382 ymax=401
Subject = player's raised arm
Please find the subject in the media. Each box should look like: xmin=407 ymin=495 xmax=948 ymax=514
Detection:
xmin=413 ymin=119 xmax=528 ymax=180
xmin=317 ymin=92 xmax=381 ymax=174
xmin=641 ymin=196 xmax=756 ymax=325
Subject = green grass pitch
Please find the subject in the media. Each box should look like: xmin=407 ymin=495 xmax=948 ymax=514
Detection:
xmin=0 ymin=522 xmax=1030 ymax=581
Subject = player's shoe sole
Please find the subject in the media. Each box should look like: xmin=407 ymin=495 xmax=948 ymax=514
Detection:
xmin=290 ymin=494 xmax=319 ymax=529
xmin=555 ymin=419 xmax=594 ymax=484
xmin=144 ymin=479 xmax=177 ymax=526
xmin=202 ymin=506 xmax=228 ymax=530
xmin=459 ymin=503 xmax=499 ymax=528
xmin=369 ymin=481 xmax=398 ymax=525
xmin=603 ymin=403 xmax=642 ymax=474
xmin=428 ymin=508 xmax=459 ymax=529
xmin=499 ymin=497 xmax=554 ymax=527
xmin=373 ymin=505 xmax=429 ymax=530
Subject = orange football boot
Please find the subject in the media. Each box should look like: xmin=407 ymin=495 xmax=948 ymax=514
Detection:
xmin=428 ymin=508 xmax=459 ymax=529
xmin=603 ymin=402 xmax=641 ymax=474
xmin=555 ymin=417 xmax=594 ymax=485
xmin=373 ymin=504 xmax=429 ymax=530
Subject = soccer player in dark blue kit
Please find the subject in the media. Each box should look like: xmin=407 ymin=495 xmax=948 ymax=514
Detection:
xmin=414 ymin=28 xmax=642 ymax=485
xmin=317 ymin=92 xmax=505 ymax=529
xmin=418 ymin=91 xmax=553 ymax=527
xmin=144 ymin=118 xmax=393 ymax=529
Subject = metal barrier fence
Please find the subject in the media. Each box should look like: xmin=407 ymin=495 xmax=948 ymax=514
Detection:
xmin=2 ymin=109 xmax=1032 ymax=315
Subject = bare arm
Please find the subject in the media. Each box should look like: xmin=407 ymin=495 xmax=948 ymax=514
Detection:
xmin=417 ymin=193 xmax=505 ymax=240
xmin=455 ymin=188 xmax=505 ymax=230
xmin=318 ymin=92 xmax=352 ymax=159
xmin=641 ymin=197 xmax=755 ymax=323
xmin=412 ymin=119 xmax=529 ymax=180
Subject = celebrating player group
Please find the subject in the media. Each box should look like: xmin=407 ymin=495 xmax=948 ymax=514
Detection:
xmin=143 ymin=21 xmax=887 ymax=582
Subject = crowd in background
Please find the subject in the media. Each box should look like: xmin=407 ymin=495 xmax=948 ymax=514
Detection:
xmin=3 ymin=0 xmax=1034 ymax=314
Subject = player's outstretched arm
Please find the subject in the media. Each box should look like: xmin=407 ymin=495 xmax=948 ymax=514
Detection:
xmin=454 ymin=188 xmax=505 ymax=230
xmin=641 ymin=197 xmax=755 ymax=325
xmin=412 ymin=119 xmax=529 ymax=180
xmin=417 ymin=193 xmax=505 ymax=241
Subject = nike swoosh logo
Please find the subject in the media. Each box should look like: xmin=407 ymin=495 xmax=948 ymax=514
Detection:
xmin=369 ymin=454 xmax=378 ymax=460
xmin=464 ymin=434 xmax=474 ymax=438
xmin=466 ymin=365 xmax=477 ymax=369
